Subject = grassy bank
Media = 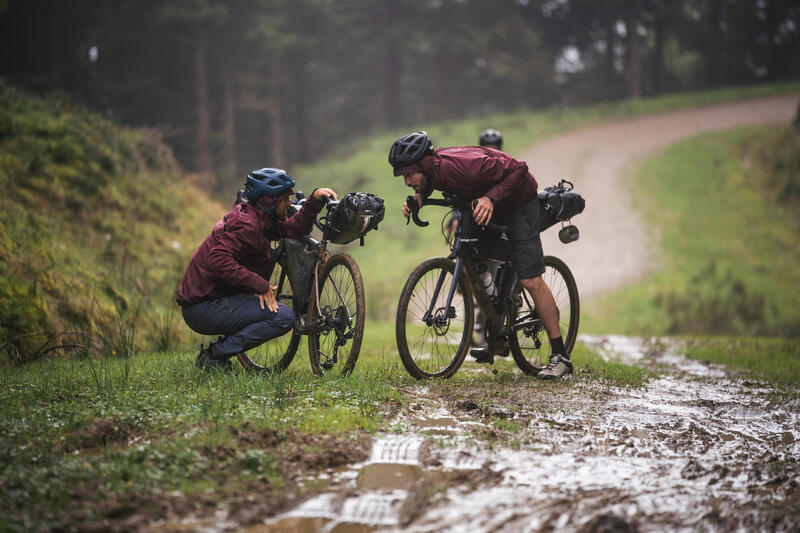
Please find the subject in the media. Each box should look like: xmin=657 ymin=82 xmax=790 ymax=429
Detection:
xmin=0 ymin=82 xmax=224 ymax=363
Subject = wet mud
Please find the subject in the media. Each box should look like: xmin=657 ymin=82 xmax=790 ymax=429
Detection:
xmin=248 ymin=335 xmax=799 ymax=532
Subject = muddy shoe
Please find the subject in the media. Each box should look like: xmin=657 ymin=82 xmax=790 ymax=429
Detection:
xmin=195 ymin=343 xmax=232 ymax=372
xmin=470 ymin=348 xmax=494 ymax=364
xmin=536 ymin=353 xmax=573 ymax=380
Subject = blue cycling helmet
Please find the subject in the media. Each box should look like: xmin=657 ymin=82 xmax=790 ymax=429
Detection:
xmin=244 ymin=168 xmax=295 ymax=203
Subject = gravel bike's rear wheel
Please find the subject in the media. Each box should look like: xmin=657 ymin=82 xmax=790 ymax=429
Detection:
xmin=396 ymin=257 xmax=474 ymax=379
xmin=510 ymin=255 xmax=579 ymax=375
xmin=308 ymin=253 xmax=365 ymax=376
xmin=237 ymin=254 xmax=302 ymax=373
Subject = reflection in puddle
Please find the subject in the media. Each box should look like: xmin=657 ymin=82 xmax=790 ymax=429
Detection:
xmin=361 ymin=463 xmax=422 ymax=490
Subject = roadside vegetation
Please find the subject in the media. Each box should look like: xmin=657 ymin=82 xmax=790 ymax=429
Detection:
xmin=0 ymin=82 xmax=223 ymax=364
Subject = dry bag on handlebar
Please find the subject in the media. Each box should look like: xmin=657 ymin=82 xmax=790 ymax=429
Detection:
xmin=326 ymin=192 xmax=385 ymax=245
xmin=537 ymin=180 xmax=585 ymax=232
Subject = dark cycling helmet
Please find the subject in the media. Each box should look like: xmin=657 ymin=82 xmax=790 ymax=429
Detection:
xmin=479 ymin=128 xmax=503 ymax=149
xmin=244 ymin=168 xmax=295 ymax=203
xmin=388 ymin=131 xmax=434 ymax=170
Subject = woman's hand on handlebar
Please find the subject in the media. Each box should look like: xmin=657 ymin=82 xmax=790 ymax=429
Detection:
xmin=402 ymin=194 xmax=424 ymax=219
xmin=472 ymin=196 xmax=494 ymax=226
xmin=311 ymin=187 xmax=338 ymax=202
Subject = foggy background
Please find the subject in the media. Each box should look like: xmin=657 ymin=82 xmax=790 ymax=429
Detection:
xmin=1 ymin=0 xmax=798 ymax=195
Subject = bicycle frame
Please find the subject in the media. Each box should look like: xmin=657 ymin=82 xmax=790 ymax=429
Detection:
xmin=412 ymin=196 xmax=541 ymax=353
xmin=270 ymin=205 xmax=354 ymax=339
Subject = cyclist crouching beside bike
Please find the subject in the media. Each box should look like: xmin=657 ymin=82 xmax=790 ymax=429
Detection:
xmin=390 ymin=131 xmax=571 ymax=380
xmin=176 ymin=168 xmax=338 ymax=371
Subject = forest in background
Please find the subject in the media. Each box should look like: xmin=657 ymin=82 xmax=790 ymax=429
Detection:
xmin=2 ymin=0 xmax=798 ymax=195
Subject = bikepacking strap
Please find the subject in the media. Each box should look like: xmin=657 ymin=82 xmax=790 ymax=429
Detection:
xmin=326 ymin=192 xmax=385 ymax=245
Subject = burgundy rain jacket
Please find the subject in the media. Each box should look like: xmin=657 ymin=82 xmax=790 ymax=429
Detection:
xmin=400 ymin=146 xmax=538 ymax=216
xmin=176 ymin=195 xmax=324 ymax=306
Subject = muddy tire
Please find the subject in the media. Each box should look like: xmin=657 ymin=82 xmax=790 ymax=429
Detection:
xmin=308 ymin=253 xmax=365 ymax=376
xmin=237 ymin=255 xmax=302 ymax=373
xmin=396 ymin=257 xmax=475 ymax=379
xmin=510 ymin=255 xmax=579 ymax=375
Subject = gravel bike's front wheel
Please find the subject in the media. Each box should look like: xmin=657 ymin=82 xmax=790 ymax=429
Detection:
xmin=237 ymin=254 xmax=302 ymax=373
xmin=308 ymin=253 xmax=365 ymax=376
xmin=396 ymin=257 xmax=474 ymax=379
xmin=510 ymin=255 xmax=579 ymax=375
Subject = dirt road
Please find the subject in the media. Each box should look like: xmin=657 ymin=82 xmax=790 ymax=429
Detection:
xmin=521 ymin=94 xmax=799 ymax=298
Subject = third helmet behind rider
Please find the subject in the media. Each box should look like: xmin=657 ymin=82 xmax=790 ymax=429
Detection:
xmin=479 ymin=129 xmax=503 ymax=150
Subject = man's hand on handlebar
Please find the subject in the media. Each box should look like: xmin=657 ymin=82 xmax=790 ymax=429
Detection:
xmin=311 ymin=187 xmax=338 ymax=202
xmin=472 ymin=196 xmax=494 ymax=226
xmin=402 ymin=194 xmax=424 ymax=220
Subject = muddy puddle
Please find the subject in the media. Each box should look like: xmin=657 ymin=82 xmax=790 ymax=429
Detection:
xmin=210 ymin=336 xmax=800 ymax=532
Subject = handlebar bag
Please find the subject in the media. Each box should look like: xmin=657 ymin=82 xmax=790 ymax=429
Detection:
xmin=327 ymin=192 xmax=385 ymax=245
xmin=537 ymin=187 xmax=585 ymax=232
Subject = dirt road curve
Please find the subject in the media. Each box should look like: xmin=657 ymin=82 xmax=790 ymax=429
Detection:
xmin=520 ymin=94 xmax=800 ymax=299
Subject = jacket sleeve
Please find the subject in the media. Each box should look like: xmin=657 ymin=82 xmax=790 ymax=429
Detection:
xmin=206 ymin=217 xmax=270 ymax=294
xmin=484 ymin=164 xmax=530 ymax=206
xmin=279 ymin=193 xmax=325 ymax=239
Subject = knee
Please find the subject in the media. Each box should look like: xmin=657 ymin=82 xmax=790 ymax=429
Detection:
xmin=275 ymin=303 xmax=295 ymax=333
xmin=521 ymin=276 xmax=544 ymax=292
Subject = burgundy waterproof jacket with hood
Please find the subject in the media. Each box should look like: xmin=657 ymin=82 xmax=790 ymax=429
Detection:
xmin=395 ymin=146 xmax=538 ymax=216
xmin=176 ymin=194 xmax=324 ymax=306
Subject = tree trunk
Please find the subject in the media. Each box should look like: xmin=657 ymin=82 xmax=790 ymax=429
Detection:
xmin=269 ymin=96 xmax=285 ymax=169
xmin=222 ymin=76 xmax=237 ymax=188
xmin=194 ymin=25 xmax=213 ymax=183
xmin=625 ymin=5 xmax=642 ymax=99
xmin=652 ymin=4 xmax=665 ymax=94
xmin=383 ymin=0 xmax=401 ymax=128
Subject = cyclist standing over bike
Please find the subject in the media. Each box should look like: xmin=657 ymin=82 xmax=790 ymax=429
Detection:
xmin=176 ymin=167 xmax=337 ymax=371
xmin=390 ymin=131 xmax=572 ymax=379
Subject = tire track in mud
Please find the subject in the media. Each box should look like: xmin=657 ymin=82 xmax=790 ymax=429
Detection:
xmin=246 ymin=336 xmax=799 ymax=532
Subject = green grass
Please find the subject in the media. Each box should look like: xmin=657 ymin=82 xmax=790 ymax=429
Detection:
xmin=683 ymin=336 xmax=800 ymax=387
xmin=581 ymin=125 xmax=800 ymax=338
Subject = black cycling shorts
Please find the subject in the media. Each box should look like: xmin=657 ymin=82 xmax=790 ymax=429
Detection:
xmin=495 ymin=196 xmax=545 ymax=279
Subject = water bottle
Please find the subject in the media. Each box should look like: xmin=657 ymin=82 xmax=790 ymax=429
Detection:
xmin=479 ymin=268 xmax=497 ymax=298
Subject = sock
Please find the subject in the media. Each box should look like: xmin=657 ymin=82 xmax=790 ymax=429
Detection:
xmin=550 ymin=336 xmax=565 ymax=357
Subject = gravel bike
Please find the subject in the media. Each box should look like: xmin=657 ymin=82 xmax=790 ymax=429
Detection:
xmin=396 ymin=186 xmax=581 ymax=379
xmin=236 ymin=194 xmax=366 ymax=376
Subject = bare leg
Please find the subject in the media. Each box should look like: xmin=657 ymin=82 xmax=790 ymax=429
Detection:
xmin=520 ymin=276 xmax=561 ymax=340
